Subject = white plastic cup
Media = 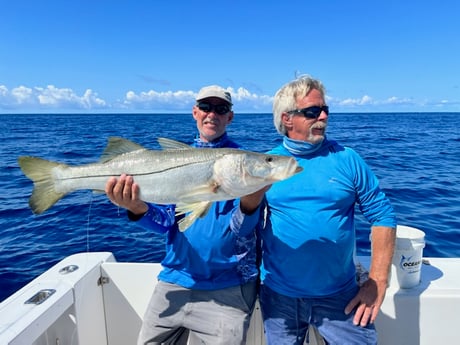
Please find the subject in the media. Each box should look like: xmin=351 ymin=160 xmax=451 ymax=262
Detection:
xmin=391 ymin=225 xmax=426 ymax=289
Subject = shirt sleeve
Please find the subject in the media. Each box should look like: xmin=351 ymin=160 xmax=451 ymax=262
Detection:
xmin=229 ymin=201 xmax=263 ymax=237
xmin=351 ymin=150 xmax=397 ymax=228
xmin=128 ymin=203 xmax=177 ymax=234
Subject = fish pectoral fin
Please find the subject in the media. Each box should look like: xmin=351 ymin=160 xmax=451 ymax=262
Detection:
xmin=175 ymin=201 xmax=212 ymax=217
xmin=180 ymin=182 xmax=221 ymax=202
xmin=175 ymin=201 xmax=212 ymax=232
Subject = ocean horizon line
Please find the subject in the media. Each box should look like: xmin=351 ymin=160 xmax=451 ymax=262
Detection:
xmin=1 ymin=111 xmax=459 ymax=116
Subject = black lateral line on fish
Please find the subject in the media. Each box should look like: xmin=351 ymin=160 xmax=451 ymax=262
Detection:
xmin=59 ymin=161 xmax=207 ymax=180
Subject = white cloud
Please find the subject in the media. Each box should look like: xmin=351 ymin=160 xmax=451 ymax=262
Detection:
xmin=123 ymin=90 xmax=195 ymax=110
xmin=335 ymin=95 xmax=420 ymax=108
xmin=338 ymin=95 xmax=374 ymax=106
xmin=11 ymin=86 xmax=34 ymax=104
xmin=1 ymin=84 xmax=458 ymax=113
xmin=383 ymin=96 xmax=414 ymax=105
xmin=0 ymin=85 xmax=106 ymax=110
xmin=229 ymin=87 xmax=273 ymax=110
xmin=122 ymin=86 xmax=273 ymax=111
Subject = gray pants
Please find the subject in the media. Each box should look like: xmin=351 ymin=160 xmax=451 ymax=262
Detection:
xmin=137 ymin=280 xmax=257 ymax=345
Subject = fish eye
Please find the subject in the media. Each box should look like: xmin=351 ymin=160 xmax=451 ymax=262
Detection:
xmin=265 ymin=157 xmax=273 ymax=163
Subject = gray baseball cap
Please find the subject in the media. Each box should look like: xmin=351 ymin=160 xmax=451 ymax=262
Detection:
xmin=196 ymin=85 xmax=232 ymax=105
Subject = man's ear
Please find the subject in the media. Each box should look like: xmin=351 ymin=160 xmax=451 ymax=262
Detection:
xmin=226 ymin=111 xmax=234 ymax=124
xmin=192 ymin=105 xmax=199 ymax=121
xmin=281 ymin=112 xmax=293 ymax=131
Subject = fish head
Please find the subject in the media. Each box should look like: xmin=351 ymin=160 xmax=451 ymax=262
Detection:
xmin=214 ymin=151 xmax=302 ymax=196
xmin=242 ymin=153 xmax=302 ymax=182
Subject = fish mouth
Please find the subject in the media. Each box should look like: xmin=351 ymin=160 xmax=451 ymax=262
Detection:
xmin=285 ymin=157 xmax=302 ymax=177
xmin=267 ymin=158 xmax=302 ymax=182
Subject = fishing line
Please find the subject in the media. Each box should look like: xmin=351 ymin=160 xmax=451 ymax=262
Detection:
xmin=86 ymin=193 xmax=94 ymax=252
xmin=60 ymin=192 xmax=97 ymax=331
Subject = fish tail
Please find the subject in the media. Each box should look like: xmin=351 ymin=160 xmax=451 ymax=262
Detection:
xmin=18 ymin=156 xmax=67 ymax=214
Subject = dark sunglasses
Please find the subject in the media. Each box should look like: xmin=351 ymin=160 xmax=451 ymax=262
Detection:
xmin=286 ymin=105 xmax=329 ymax=119
xmin=197 ymin=102 xmax=231 ymax=115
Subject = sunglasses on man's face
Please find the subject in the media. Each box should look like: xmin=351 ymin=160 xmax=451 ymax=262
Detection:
xmin=286 ymin=105 xmax=329 ymax=119
xmin=197 ymin=102 xmax=231 ymax=115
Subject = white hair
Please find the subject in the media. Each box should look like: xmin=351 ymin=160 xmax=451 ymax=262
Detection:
xmin=273 ymin=75 xmax=326 ymax=135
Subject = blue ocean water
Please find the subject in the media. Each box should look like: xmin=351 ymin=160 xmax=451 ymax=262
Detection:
xmin=1 ymin=113 xmax=459 ymax=302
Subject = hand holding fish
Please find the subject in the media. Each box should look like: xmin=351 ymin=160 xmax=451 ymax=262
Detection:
xmin=105 ymin=174 xmax=148 ymax=216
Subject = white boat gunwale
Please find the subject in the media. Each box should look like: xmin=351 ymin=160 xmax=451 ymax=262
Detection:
xmin=1 ymin=252 xmax=459 ymax=345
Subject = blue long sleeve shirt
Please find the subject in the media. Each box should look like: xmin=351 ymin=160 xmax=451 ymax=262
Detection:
xmin=260 ymin=138 xmax=396 ymax=297
xmin=132 ymin=133 xmax=260 ymax=290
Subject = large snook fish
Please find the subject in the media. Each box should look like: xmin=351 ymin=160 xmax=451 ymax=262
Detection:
xmin=18 ymin=137 xmax=301 ymax=231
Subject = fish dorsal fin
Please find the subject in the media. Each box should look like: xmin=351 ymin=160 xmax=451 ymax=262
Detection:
xmin=100 ymin=137 xmax=146 ymax=162
xmin=157 ymin=137 xmax=192 ymax=150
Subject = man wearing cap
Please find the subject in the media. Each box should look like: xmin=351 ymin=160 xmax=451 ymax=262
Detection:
xmin=105 ymin=85 xmax=265 ymax=345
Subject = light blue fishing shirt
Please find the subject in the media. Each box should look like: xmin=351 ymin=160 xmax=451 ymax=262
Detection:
xmin=260 ymin=136 xmax=396 ymax=297
xmin=132 ymin=133 xmax=260 ymax=290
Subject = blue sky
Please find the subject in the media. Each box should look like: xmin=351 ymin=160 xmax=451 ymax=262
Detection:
xmin=1 ymin=0 xmax=459 ymax=114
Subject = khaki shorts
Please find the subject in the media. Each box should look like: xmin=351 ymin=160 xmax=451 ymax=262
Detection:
xmin=137 ymin=280 xmax=257 ymax=345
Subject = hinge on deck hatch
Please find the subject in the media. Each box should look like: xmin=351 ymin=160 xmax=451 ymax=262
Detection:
xmin=97 ymin=276 xmax=110 ymax=286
